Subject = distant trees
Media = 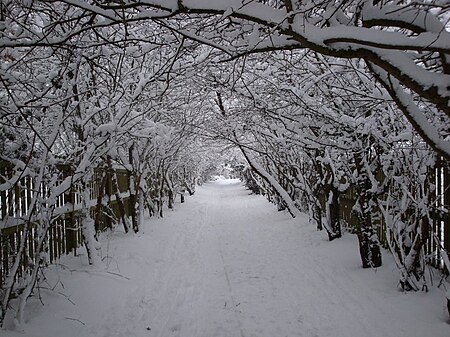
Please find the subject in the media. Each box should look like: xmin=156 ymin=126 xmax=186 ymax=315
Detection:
xmin=190 ymin=48 xmax=446 ymax=292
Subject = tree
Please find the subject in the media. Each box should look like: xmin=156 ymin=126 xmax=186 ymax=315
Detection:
xmin=1 ymin=0 xmax=449 ymax=324
xmin=38 ymin=0 xmax=450 ymax=160
xmin=0 ymin=4 xmax=216 ymax=325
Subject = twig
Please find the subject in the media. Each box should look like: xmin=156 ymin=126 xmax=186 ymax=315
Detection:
xmin=65 ymin=317 xmax=86 ymax=325
xmin=106 ymin=271 xmax=130 ymax=280
xmin=37 ymin=286 xmax=76 ymax=305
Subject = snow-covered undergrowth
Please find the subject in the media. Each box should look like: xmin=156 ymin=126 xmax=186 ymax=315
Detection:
xmin=2 ymin=180 xmax=449 ymax=337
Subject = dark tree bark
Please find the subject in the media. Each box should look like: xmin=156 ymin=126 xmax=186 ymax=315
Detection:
xmin=107 ymin=156 xmax=129 ymax=233
xmin=354 ymin=155 xmax=382 ymax=268
xmin=94 ymin=171 xmax=109 ymax=233
xmin=324 ymin=186 xmax=342 ymax=241
xmin=356 ymin=211 xmax=382 ymax=268
xmin=128 ymin=145 xmax=139 ymax=233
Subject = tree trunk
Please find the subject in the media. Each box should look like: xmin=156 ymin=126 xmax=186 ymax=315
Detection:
xmin=165 ymin=172 xmax=174 ymax=209
xmin=238 ymin=145 xmax=300 ymax=218
xmin=142 ymin=184 xmax=156 ymax=217
xmin=356 ymin=189 xmax=382 ymax=268
xmin=314 ymin=199 xmax=323 ymax=231
xmin=16 ymin=217 xmax=51 ymax=326
xmin=128 ymin=146 xmax=138 ymax=233
xmin=356 ymin=215 xmax=382 ymax=268
xmin=81 ymin=186 xmax=100 ymax=266
xmin=94 ymin=172 xmax=108 ymax=233
xmin=107 ymin=156 xmax=130 ymax=233
xmin=325 ymin=187 xmax=342 ymax=241
xmin=352 ymin=150 xmax=382 ymax=268
xmin=138 ymin=186 xmax=144 ymax=231
xmin=168 ymin=188 xmax=174 ymax=209
xmin=447 ymin=294 xmax=450 ymax=321
xmin=158 ymin=173 xmax=165 ymax=218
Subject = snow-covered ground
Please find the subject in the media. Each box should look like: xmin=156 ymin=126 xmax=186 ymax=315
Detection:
xmin=3 ymin=178 xmax=449 ymax=337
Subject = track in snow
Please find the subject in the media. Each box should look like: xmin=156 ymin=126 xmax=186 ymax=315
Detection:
xmin=4 ymin=178 xmax=449 ymax=337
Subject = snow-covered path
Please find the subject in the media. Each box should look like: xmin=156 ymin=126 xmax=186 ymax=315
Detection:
xmin=3 ymin=179 xmax=449 ymax=337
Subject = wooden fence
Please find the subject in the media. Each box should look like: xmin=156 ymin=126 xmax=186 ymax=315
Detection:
xmin=0 ymin=163 xmax=132 ymax=287
xmin=338 ymin=159 xmax=450 ymax=269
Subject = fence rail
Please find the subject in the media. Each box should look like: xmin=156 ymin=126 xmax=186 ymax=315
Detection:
xmin=0 ymin=163 xmax=132 ymax=287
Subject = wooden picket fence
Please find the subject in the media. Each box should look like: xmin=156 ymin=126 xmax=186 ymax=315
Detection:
xmin=339 ymin=159 xmax=450 ymax=269
xmin=0 ymin=162 xmax=132 ymax=287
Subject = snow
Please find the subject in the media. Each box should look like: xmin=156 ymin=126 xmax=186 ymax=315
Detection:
xmin=2 ymin=179 xmax=449 ymax=336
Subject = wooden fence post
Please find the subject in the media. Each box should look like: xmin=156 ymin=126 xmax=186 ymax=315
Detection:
xmin=443 ymin=161 xmax=450 ymax=263
xmin=0 ymin=232 xmax=5 ymax=286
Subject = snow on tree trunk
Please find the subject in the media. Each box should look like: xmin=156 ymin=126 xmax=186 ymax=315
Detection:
xmin=138 ymin=186 xmax=145 ymax=230
xmin=324 ymin=188 xmax=342 ymax=241
xmin=376 ymin=150 xmax=433 ymax=290
xmin=241 ymin=148 xmax=301 ymax=218
xmin=165 ymin=171 xmax=175 ymax=210
xmin=434 ymin=233 xmax=450 ymax=320
xmin=354 ymin=190 xmax=382 ymax=268
xmin=308 ymin=200 xmax=323 ymax=231
xmin=128 ymin=145 xmax=139 ymax=233
xmin=158 ymin=168 xmax=165 ymax=218
xmin=356 ymin=215 xmax=382 ymax=269
xmin=0 ymin=121 xmax=60 ymax=326
xmin=81 ymin=187 xmax=101 ymax=266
